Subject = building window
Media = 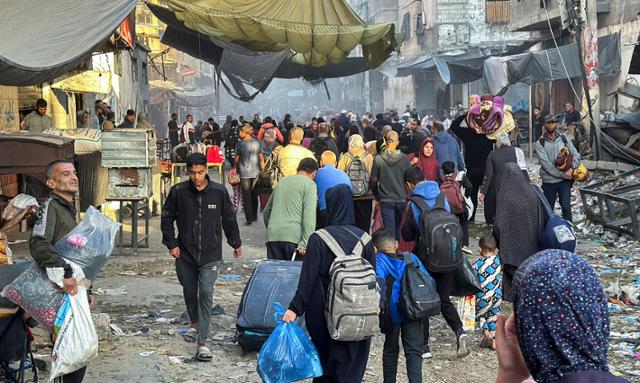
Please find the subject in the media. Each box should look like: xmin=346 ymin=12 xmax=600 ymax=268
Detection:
xmin=416 ymin=13 xmax=424 ymax=37
xmin=141 ymin=63 xmax=148 ymax=85
xmin=400 ymin=12 xmax=410 ymax=41
xmin=132 ymin=57 xmax=139 ymax=82
xmin=486 ymin=0 xmax=510 ymax=24
xmin=114 ymin=53 xmax=123 ymax=76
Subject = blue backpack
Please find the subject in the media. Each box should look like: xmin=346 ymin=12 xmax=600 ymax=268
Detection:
xmin=533 ymin=186 xmax=577 ymax=252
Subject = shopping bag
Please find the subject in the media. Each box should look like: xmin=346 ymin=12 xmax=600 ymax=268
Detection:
xmin=53 ymin=206 xmax=119 ymax=281
xmin=257 ymin=302 xmax=323 ymax=383
xmin=49 ymin=286 xmax=98 ymax=380
xmin=228 ymin=168 xmax=240 ymax=186
xmin=455 ymin=295 xmax=476 ymax=332
xmin=450 ymin=257 xmax=482 ymax=297
xmin=371 ymin=202 xmax=383 ymax=233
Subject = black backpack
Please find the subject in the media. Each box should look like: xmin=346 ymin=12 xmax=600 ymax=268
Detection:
xmin=400 ymin=254 xmax=440 ymax=320
xmin=411 ymin=195 xmax=463 ymax=272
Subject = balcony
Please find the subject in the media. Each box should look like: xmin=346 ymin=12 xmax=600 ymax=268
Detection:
xmin=486 ymin=1 xmax=510 ymax=24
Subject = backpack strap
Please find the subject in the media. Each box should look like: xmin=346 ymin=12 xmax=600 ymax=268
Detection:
xmin=560 ymin=134 xmax=568 ymax=145
xmin=402 ymin=253 xmax=414 ymax=265
xmin=410 ymin=195 xmax=430 ymax=213
xmin=532 ymin=185 xmax=554 ymax=218
xmin=316 ymin=227 xmax=371 ymax=258
xmin=315 ymin=229 xmax=346 ymax=257
xmin=343 ymin=226 xmax=372 ymax=256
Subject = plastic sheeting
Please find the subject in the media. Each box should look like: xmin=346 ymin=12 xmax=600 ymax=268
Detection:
xmin=161 ymin=0 xmax=399 ymax=68
xmin=0 ymin=0 xmax=137 ymax=86
xmin=485 ymin=34 xmax=621 ymax=95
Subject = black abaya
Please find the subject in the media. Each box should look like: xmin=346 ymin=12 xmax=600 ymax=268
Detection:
xmin=289 ymin=185 xmax=375 ymax=383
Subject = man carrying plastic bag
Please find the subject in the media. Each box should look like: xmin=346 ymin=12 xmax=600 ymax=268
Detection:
xmin=257 ymin=303 xmax=322 ymax=383
xmin=27 ymin=160 xmax=108 ymax=383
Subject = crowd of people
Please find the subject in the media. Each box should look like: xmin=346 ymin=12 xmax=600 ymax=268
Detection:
xmin=150 ymin=101 xmax=625 ymax=383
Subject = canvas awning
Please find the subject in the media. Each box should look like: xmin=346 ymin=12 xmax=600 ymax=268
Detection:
xmin=148 ymin=2 xmax=373 ymax=101
xmin=161 ymin=0 xmax=399 ymax=68
xmin=0 ymin=0 xmax=137 ymax=86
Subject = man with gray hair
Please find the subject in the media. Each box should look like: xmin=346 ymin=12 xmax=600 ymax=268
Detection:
xmin=479 ymin=132 xmax=528 ymax=224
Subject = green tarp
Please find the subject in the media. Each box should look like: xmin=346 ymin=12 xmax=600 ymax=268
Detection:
xmin=163 ymin=0 xmax=399 ymax=68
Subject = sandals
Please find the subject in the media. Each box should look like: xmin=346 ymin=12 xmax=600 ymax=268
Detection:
xmin=197 ymin=346 xmax=213 ymax=362
xmin=183 ymin=328 xmax=198 ymax=343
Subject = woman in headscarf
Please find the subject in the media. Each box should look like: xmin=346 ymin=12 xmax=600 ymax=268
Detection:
xmin=492 ymin=163 xmax=546 ymax=301
xmin=480 ymin=132 xmax=528 ymax=224
xmin=283 ymin=184 xmax=375 ymax=383
xmin=416 ymin=138 xmax=440 ymax=182
xmin=495 ymin=249 xmax=629 ymax=383
xmin=337 ymin=135 xmax=374 ymax=233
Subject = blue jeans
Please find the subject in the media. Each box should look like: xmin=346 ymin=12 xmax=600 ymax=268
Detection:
xmin=542 ymin=180 xmax=573 ymax=222
xmin=380 ymin=201 xmax=406 ymax=240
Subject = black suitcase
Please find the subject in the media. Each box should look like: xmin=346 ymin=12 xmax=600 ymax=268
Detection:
xmin=236 ymin=260 xmax=304 ymax=352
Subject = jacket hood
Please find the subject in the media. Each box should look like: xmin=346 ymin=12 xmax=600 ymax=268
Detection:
xmin=411 ymin=180 xmax=441 ymax=200
xmin=432 ymin=131 xmax=454 ymax=145
xmin=380 ymin=150 xmax=405 ymax=165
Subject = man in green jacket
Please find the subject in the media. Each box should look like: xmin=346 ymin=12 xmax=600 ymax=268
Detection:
xmin=263 ymin=157 xmax=318 ymax=260
xmin=30 ymin=159 xmax=94 ymax=382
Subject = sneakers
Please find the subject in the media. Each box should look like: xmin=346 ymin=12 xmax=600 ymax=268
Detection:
xmin=456 ymin=331 xmax=471 ymax=358
xmin=421 ymin=345 xmax=432 ymax=359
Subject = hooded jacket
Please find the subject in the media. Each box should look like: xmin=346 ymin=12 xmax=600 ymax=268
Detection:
xmin=370 ymin=151 xmax=411 ymax=202
xmin=401 ymin=181 xmax=451 ymax=262
xmin=161 ymin=178 xmax=241 ymax=265
xmin=432 ymin=131 xmax=465 ymax=176
xmin=376 ymin=252 xmax=430 ymax=324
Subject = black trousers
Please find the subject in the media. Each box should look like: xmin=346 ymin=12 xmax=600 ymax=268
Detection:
xmin=458 ymin=213 xmax=469 ymax=247
xmin=424 ymin=270 xmax=464 ymax=344
xmin=240 ymin=178 xmax=258 ymax=223
xmin=353 ymin=199 xmax=373 ymax=233
xmin=59 ymin=367 xmax=87 ymax=383
xmin=383 ymin=320 xmax=423 ymax=383
xmin=466 ymin=169 xmax=484 ymax=223
xmin=266 ymin=241 xmax=298 ymax=261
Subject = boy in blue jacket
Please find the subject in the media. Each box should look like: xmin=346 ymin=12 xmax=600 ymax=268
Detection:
xmin=374 ymin=228 xmax=427 ymax=383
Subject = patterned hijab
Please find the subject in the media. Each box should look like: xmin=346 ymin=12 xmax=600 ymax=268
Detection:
xmin=513 ymin=250 xmax=610 ymax=383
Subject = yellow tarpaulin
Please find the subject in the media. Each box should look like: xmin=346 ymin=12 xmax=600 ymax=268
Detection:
xmin=163 ymin=0 xmax=400 ymax=68
xmin=51 ymin=70 xmax=112 ymax=94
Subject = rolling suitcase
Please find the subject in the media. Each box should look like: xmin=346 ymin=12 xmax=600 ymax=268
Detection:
xmin=235 ymin=259 xmax=304 ymax=352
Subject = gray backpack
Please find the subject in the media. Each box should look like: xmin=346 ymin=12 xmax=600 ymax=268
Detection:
xmin=345 ymin=153 xmax=370 ymax=197
xmin=315 ymin=228 xmax=380 ymax=342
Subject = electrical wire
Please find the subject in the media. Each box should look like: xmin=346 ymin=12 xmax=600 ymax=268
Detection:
xmin=542 ymin=0 xmax=581 ymax=104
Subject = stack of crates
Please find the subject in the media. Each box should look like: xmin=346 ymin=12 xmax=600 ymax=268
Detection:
xmin=101 ymin=129 xmax=157 ymax=199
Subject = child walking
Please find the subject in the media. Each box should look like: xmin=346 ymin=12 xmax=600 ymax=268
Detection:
xmin=473 ymin=235 xmax=502 ymax=350
xmin=373 ymin=229 xmax=426 ymax=383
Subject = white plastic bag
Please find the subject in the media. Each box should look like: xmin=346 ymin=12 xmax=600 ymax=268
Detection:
xmin=49 ymin=286 xmax=98 ymax=381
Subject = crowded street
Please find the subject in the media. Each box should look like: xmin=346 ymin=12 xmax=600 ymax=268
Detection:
xmin=2 ymin=0 xmax=640 ymax=383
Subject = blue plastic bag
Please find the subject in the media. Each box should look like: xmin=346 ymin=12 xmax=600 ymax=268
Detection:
xmin=257 ymin=302 xmax=323 ymax=383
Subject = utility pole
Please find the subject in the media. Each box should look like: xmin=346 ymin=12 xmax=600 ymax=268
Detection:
xmin=573 ymin=0 xmax=601 ymax=159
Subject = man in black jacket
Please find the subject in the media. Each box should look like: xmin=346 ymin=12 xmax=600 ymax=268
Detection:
xmin=161 ymin=153 xmax=242 ymax=362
